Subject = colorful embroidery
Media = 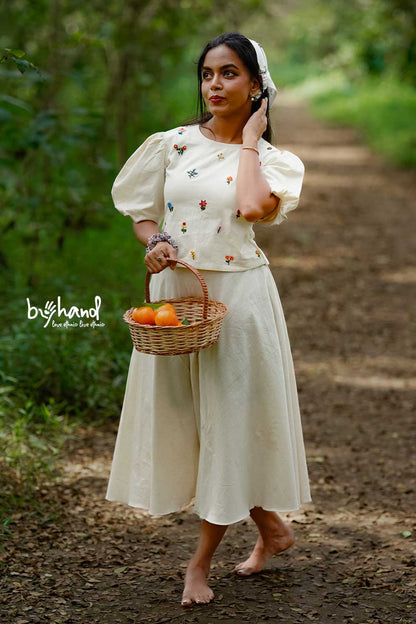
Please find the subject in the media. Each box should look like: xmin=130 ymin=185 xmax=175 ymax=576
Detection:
xmin=178 ymin=127 xmax=185 ymax=135
xmin=167 ymin=202 xmax=174 ymax=212
xmin=181 ymin=222 xmax=187 ymax=233
xmin=226 ymin=176 xmax=233 ymax=185
xmin=256 ymin=250 xmax=261 ymax=257
xmin=199 ymin=200 xmax=207 ymax=210
xmin=217 ymin=226 xmax=222 ymax=233
xmin=187 ymin=169 xmax=198 ymax=178
xmin=217 ymin=153 xmax=224 ymax=160
xmin=267 ymin=146 xmax=272 ymax=150
xmin=174 ymin=144 xmax=187 ymax=155
xmin=225 ymin=255 xmax=234 ymax=265
xmin=236 ymin=209 xmax=241 ymax=218
xmin=190 ymin=249 xmax=196 ymax=259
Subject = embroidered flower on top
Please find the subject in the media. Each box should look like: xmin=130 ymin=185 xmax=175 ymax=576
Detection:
xmin=181 ymin=222 xmax=187 ymax=233
xmin=255 ymin=250 xmax=261 ymax=257
xmin=174 ymin=144 xmax=187 ymax=155
xmin=187 ymin=169 xmax=198 ymax=178
xmin=267 ymin=146 xmax=273 ymax=150
xmin=225 ymin=255 xmax=234 ymax=265
xmin=190 ymin=249 xmax=196 ymax=259
xmin=226 ymin=176 xmax=233 ymax=185
xmin=178 ymin=127 xmax=186 ymax=135
xmin=199 ymin=200 xmax=207 ymax=210
xmin=217 ymin=225 xmax=222 ymax=233
xmin=217 ymin=152 xmax=224 ymax=160
xmin=167 ymin=202 xmax=174 ymax=212
xmin=236 ymin=209 xmax=241 ymax=218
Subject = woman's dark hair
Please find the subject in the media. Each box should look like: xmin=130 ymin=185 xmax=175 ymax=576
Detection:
xmin=185 ymin=32 xmax=273 ymax=143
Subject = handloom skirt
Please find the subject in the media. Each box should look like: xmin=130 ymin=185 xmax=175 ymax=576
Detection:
xmin=106 ymin=264 xmax=311 ymax=525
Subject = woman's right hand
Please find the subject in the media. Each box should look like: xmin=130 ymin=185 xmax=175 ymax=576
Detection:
xmin=144 ymin=241 xmax=178 ymax=273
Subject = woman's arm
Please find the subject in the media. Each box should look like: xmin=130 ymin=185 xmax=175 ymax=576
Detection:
xmin=133 ymin=220 xmax=177 ymax=273
xmin=236 ymin=99 xmax=280 ymax=222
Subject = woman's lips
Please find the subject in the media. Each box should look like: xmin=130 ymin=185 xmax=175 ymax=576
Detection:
xmin=209 ymin=96 xmax=225 ymax=103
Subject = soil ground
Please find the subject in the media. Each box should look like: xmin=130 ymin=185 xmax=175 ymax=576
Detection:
xmin=1 ymin=97 xmax=416 ymax=624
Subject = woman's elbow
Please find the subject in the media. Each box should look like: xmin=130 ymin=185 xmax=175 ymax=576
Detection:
xmin=240 ymin=202 xmax=280 ymax=223
xmin=239 ymin=204 xmax=263 ymax=222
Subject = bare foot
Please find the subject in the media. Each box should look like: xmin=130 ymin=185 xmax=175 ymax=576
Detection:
xmin=233 ymin=519 xmax=295 ymax=576
xmin=181 ymin=560 xmax=214 ymax=607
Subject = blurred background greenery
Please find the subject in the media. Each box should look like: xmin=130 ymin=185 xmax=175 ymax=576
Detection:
xmin=1 ymin=0 xmax=415 ymax=518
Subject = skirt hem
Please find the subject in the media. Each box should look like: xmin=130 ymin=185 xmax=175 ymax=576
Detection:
xmin=105 ymin=495 xmax=313 ymax=526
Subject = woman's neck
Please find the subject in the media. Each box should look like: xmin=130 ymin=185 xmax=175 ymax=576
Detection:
xmin=201 ymin=114 xmax=249 ymax=144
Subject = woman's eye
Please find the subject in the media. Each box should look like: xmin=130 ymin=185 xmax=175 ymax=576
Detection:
xmin=224 ymin=70 xmax=236 ymax=77
xmin=202 ymin=72 xmax=211 ymax=79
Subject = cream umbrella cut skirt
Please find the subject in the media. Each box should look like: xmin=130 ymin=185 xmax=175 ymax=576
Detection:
xmin=106 ymin=264 xmax=311 ymax=525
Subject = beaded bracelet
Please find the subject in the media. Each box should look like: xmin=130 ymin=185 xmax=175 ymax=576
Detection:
xmin=146 ymin=231 xmax=178 ymax=255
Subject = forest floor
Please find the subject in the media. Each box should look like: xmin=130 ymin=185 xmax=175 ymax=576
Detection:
xmin=1 ymin=97 xmax=416 ymax=624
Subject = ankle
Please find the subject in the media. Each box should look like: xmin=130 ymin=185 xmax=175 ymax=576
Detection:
xmin=250 ymin=509 xmax=290 ymax=535
xmin=250 ymin=508 xmax=277 ymax=528
xmin=187 ymin=555 xmax=211 ymax=575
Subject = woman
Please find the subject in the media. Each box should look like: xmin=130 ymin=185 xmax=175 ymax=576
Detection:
xmin=106 ymin=32 xmax=311 ymax=607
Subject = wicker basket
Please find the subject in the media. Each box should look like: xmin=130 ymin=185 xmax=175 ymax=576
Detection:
xmin=123 ymin=259 xmax=229 ymax=356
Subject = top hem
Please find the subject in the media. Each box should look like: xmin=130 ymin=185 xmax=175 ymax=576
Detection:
xmin=174 ymin=259 xmax=269 ymax=272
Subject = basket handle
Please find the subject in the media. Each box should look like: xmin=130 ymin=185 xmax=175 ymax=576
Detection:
xmin=144 ymin=259 xmax=209 ymax=320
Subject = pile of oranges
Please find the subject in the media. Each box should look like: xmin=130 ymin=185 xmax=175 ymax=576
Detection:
xmin=131 ymin=303 xmax=182 ymax=327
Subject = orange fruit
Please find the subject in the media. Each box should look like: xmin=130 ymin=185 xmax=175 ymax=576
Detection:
xmin=157 ymin=303 xmax=177 ymax=314
xmin=154 ymin=309 xmax=180 ymax=326
xmin=131 ymin=306 xmax=155 ymax=325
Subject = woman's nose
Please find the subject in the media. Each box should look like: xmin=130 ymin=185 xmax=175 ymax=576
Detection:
xmin=211 ymin=74 xmax=223 ymax=90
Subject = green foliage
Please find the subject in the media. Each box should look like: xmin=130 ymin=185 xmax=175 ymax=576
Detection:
xmin=274 ymin=0 xmax=416 ymax=86
xmin=0 ymin=0 xmax=266 ymax=519
xmin=255 ymin=0 xmax=416 ymax=168
xmin=0 ymin=213 xmax=147 ymax=521
xmin=0 ymin=373 xmax=75 ymax=520
xmin=295 ymin=73 xmax=416 ymax=167
xmin=1 ymin=47 xmax=41 ymax=75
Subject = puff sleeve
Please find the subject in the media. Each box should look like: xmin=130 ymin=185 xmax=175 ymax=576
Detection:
xmin=259 ymin=149 xmax=305 ymax=225
xmin=111 ymin=132 xmax=167 ymax=224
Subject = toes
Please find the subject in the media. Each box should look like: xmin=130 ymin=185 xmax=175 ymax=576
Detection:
xmin=181 ymin=597 xmax=193 ymax=607
xmin=196 ymin=592 xmax=214 ymax=604
xmin=182 ymin=593 xmax=214 ymax=607
xmin=235 ymin=566 xmax=258 ymax=576
xmin=233 ymin=563 xmax=250 ymax=575
xmin=233 ymin=562 xmax=247 ymax=573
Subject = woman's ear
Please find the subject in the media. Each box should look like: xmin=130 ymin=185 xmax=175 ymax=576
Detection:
xmin=249 ymin=77 xmax=262 ymax=101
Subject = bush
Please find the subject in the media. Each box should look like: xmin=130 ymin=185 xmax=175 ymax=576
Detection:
xmin=294 ymin=73 xmax=416 ymax=167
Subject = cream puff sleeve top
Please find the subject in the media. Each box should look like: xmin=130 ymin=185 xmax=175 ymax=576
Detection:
xmin=112 ymin=124 xmax=305 ymax=272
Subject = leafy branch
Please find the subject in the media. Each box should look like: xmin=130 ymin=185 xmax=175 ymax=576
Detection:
xmin=0 ymin=48 xmax=41 ymax=75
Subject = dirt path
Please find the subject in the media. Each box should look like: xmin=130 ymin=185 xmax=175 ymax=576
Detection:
xmin=2 ymin=98 xmax=416 ymax=624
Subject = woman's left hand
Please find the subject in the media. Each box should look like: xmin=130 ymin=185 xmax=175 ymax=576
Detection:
xmin=242 ymin=98 xmax=267 ymax=144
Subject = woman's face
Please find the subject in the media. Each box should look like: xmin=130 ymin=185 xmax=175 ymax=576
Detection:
xmin=201 ymin=44 xmax=258 ymax=119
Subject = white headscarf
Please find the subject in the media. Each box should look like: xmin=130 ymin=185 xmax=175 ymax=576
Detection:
xmin=249 ymin=39 xmax=278 ymax=105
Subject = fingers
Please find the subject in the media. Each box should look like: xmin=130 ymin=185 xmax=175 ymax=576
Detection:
xmin=253 ymin=98 xmax=267 ymax=116
xmin=168 ymin=249 xmax=178 ymax=270
xmin=144 ymin=242 xmax=177 ymax=273
xmin=243 ymin=99 xmax=268 ymax=142
xmin=145 ymin=251 xmax=168 ymax=273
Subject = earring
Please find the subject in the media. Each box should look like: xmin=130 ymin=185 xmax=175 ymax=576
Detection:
xmin=251 ymin=92 xmax=261 ymax=102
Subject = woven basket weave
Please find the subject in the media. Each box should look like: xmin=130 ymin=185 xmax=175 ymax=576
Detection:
xmin=123 ymin=259 xmax=229 ymax=355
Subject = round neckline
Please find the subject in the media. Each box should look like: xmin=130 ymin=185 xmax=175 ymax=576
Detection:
xmin=197 ymin=124 xmax=243 ymax=147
